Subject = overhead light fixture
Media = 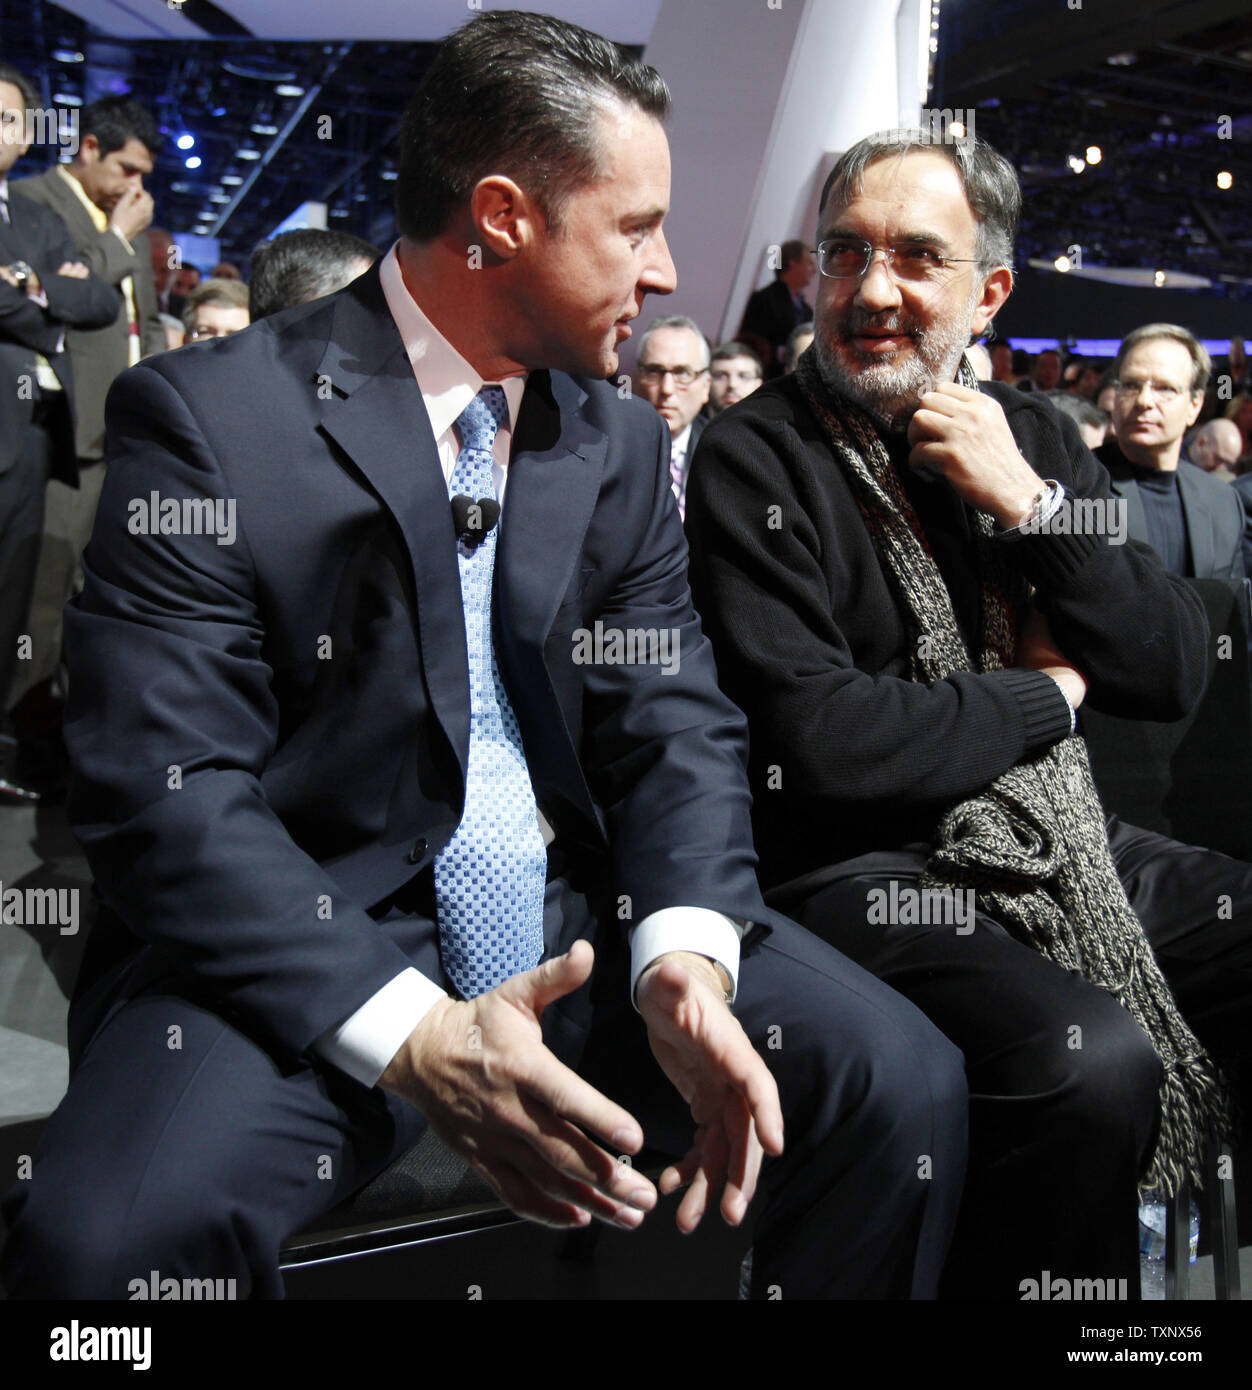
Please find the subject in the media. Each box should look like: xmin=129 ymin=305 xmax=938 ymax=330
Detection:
xmin=235 ymin=147 xmax=262 ymax=161
xmin=53 ymin=93 xmax=82 ymax=107
xmin=251 ymin=122 xmax=278 ymax=136
xmin=1217 ymin=170 xmax=1233 ymax=190
xmin=1107 ymin=52 xmax=1137 ymax=66
xmin=176 ymin=133 xmax=195 ymax=150
xmin=379 ymin=168 xmax=398 ymax=181
xmin=949 ymin=121 xmax=966 ymax=139
xmin=274 ymin=84 xmax=305 ymax=98
xmin=1153 ymin=269 xmax=1167 ymax=287
xmin=1067 ymin=155 xmax=1086 ymax=174
xmin=210 ymin=191 xmax=231 ymax=204
xmin=184 ymin=156 xmax=202 ymax=170
xmin=52 ymin=49 xmax=84 ymax=64
xmin=1055 ymin=255 xmax=1073 ymax=273
xmin=220 ymin=173 xmax=244 ymax=185
xmin=1085 ymin=145 xmax=1102 ymax=165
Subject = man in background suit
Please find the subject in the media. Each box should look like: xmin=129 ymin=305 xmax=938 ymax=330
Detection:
xmin=1096 ymin=324 xmax=1246 ymax=587
xmin=7 ymin=95 xmax=164 ymax=760
xmin=632 ymin=313 xmax=709 ymax=520
xmin=0 ymin=64 xmax=119 ymax=801
xmin=2 ymin=12 xmax=965 ymax=1300
xmin=738 ymin=238 xmax=815 ymax=377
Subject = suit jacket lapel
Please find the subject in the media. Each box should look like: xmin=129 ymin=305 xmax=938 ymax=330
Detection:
xmin=1176 ymin=464 xmax=1217 ymax=579
xmin=496 ymin=370 xmax=605 ymax=830
xmin=315 ymin=268 xmax=472 ymax=773
xmin=1109 ymin=475 xmax=1148 ymax=548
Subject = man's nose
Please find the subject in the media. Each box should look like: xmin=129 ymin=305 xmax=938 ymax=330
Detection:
xmin=855 ymin=252 xmax=902 ymax=312
xmin=642 ymin=227 xmax=677 ymax=297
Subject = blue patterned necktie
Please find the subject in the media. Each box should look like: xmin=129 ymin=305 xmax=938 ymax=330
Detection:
xmin=433 ymin=385 xmax=547 ymax=997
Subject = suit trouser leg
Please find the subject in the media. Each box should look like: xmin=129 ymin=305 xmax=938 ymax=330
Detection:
xmin=0 ymin=974 xmax=428 ymax=1299
xmin=575 ymin=917 xmax=969 ymax=1299
xmin=0 ymin=416 xmax=53 ymax=713
xmin=7 ymin=459 xmax=104 ymax=709
xmin=788 ymin=860 xmax=1164 ymax=1299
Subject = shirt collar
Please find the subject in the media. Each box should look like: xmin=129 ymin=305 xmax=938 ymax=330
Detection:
xmin=56 ymin=164 xmax=109 ymax=232
xmin=670 ymin=422 xmax=693 ymax=457
xmin=379 ymin=240 xmax=526 ymax=441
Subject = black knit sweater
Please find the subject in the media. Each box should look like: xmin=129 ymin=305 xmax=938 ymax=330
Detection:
xmin=684 ymin=376 xmax=1210 ymax=893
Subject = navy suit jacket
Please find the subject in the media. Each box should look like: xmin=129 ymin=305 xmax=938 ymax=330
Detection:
xmin=64 ymin=264 xmax=778 ymax=1067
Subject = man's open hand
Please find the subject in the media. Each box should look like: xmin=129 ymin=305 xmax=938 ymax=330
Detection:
xmin=636 ymin=951 xmax=784 ymax=1233
xmin=379 ymin=941 xmax=657 ymax=1230
xmin=908 ymin=382 xmax=1045 ymax=529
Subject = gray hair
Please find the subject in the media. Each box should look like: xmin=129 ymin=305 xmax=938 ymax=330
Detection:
xmin=637 ymin=315 xmax=711 ymax=368
xmin=819 ymin=129 xmax=1021 ymax=276
xmin=1114 ymin=323 xmax=1211 ymax=395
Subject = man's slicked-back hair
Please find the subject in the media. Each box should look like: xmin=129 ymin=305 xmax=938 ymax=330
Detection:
xmin=637 ymin=314 xmax=710 ymax=369
xmin=80 ymin=95 xmax=163 ymax=157
xmin=395 ymin=10 xmax=670 ymax=243
xmin=819 ymin=129 xmax=1021 ymax=277
xmin=248 ymin=228 xmax=378 ymax=320
xmin=1114 ymin=322 xmax=1211 ymax=395
xmin=0 ymin=61 xmax=39 ymax=114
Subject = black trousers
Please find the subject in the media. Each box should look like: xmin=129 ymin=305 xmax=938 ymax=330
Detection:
xmin=0 ymin=397 xmax=59 ymax=713
xmin=2 ymin=875 xmax=968 ymax=1300
xmin=780 ymin=815 xmax=1252 ymax=1299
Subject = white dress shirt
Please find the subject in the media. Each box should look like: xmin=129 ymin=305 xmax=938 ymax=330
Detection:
xmin=314 ymin=243 xmax=741 ymax=1088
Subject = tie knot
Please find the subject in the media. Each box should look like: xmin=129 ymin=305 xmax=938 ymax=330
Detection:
xmin=455 ymin=385 xmax=508 ymax=454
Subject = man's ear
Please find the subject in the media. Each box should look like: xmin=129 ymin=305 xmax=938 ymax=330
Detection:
xmin=468 ymin=175 xmax=534 ymax=262
xmin=77 ymin=132 xmax=100 ymax=163
xmin=1186 ymin=392 xmax=1205 ymax=429
xmin=970 ymin=265 xmax=1013 ymax=337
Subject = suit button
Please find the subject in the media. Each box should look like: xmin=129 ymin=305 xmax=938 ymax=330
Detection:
xmin=407 ymin=838 xmax=429 ymax=864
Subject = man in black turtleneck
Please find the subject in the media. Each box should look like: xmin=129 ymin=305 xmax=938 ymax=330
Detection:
xmin=685 ymin=128 xmax=1252 ymax=1301
xmin=1096 ymin=323 xmax=1245 ymax=585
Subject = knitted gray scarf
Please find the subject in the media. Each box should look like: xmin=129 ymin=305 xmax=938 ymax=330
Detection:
xmin=795 ymin=350 xmax=1228 ymax=1197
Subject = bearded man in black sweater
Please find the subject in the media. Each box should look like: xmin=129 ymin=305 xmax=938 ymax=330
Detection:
xmin=686 ymin=129 xmax=1252 ymax=1299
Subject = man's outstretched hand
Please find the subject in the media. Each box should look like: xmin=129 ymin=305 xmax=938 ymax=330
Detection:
xmin=379 ymin=941 xmax=657 ymax=1231
xmin=636 ymin=951 xmax=784 ymax=1233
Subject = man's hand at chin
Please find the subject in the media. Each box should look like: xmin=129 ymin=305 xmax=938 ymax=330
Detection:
xmin=636 ymin=950 xmax=784 ymax=1233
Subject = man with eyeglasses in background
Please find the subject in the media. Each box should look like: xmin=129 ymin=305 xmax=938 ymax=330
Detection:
xmin=687 ymin=128 xmax=1252 ymax=1297
xmin=1096 ymin=323 xmax=1246 ymax=585
xmin=632 ymin=313 xmax=709 ymax=519
xmin=706 ymin=341 xmax=764 ymax=417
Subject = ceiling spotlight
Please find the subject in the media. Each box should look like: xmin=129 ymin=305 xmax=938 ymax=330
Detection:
xmin=220 ymin=173 xmax=244 ymax=185
xmin=379 ymin=168 xmax=398 ymax=181
xmin=949 ymin=121 xmax=966 ymax=139
xmin=1217 ymin=170 xmax=1234 ymax=190
xmin=274 ymin=84 xmax=305 ymax=98
xmin=184 ymin=155 xmax=202 ymax=170
xmin=1055 ymin=255 xmax=1073 ymax=273
xmin=52 ymin=49 xmax=85 ymax=64
xmin=251 ymin=122 xmax=278 ymax=136
xmin=1085 ymin=145 xmax=1102 ymax=165
xmin=209 ymin=191 xmax=231 ymax=203
xmin=1153 ymin=269 xmax=1167 ymax=287
xmin=1067 ymin=155 xmax=1086 ymax=174
xmin=53 ymin=93 xmax=82 ymax=107
xmin=176 ymin=133 xmax=195 ymax=151
xmin=1107 ymin=52 xmax=1137 ymax=66
xmin=235 ymin=147 xmax=262 ymax=161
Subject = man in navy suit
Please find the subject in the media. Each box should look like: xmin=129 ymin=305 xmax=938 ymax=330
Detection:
xmin=1 ymin=13 xmax=965 ymax=1299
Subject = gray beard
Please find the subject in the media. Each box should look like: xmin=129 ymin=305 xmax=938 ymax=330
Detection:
xmin=813 ymin=290 xmax=980 ymax=432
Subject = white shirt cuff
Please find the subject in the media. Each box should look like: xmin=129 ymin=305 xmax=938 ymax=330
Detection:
xmin=313 ymin=967 xmax=449 ymax=1089
xmin=630 ymin=907 xmax=742 ymax=1010
xmin=111 ymin=225 xmax=137 ymax=253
